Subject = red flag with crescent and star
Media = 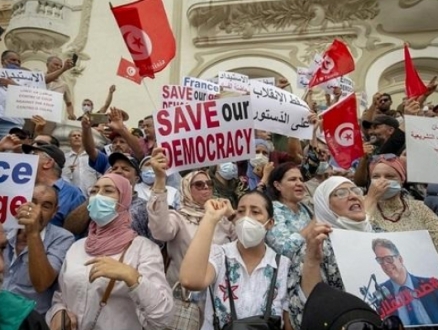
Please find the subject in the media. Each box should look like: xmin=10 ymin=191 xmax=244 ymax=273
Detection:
xmin=111 ymin=0 xmax=176 ymax=79
xmin=309 ymin=39 xmax=355 ymax=88
xmin=116 ymin=57 xmax=142 ymax=84
xmin=321 ymin=93 xmax=364 ymax=169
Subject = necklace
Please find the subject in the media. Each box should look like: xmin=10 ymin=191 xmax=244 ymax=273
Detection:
xmin=377 ymin=197 xmax=407 ymax=222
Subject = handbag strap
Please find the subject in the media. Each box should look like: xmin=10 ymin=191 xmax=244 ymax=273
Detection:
xmin=263 ymin=254 xmax=281 ymax=320
xmin=208 ymin=285 xmax=221 ymax=330
xmin=224 ymin=256 xmax=238 ymax=320
xmin=100 ymin=241 xmax=133 ymax=305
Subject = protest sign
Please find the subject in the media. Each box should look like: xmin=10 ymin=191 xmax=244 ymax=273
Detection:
xmin=297 ymin=67 xmax=310 ymax=89
xmin=153 ymin=95 xmax=255 ymax=174
xmin=250 ymin=80 xmax=312 ymax=139
xmin=0 ymin=153 xmax=38 ymax=230
xmin=330 ymin=229 xmax=438 ymax=327
xmin=161 ymin=85 xmax=216 ymax=109
xmin=250 ymin=77 xmax=275 ymax=86
xmin=0 ymin=69 xmax=46 ymax=88
xmin=5 ymin=85 xmax=63 ymax=123
xmin=321 ymin=76 xmax=354 ymax=97
xmin=182 ymin=76 xmax=220 ymax=94
xmin=405 ymin=115 xmax=438 ymax=184
xmin=218 ymin=71 xmax=250 ymax=94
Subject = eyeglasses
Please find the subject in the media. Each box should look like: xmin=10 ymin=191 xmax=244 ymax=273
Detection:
xmin=342 ymin=315 xmax=404 ymax=330
xmin=379 ymin=98 xmax=390 ymax=103
xmin=191 ymin=180 xmax=213 ymax=190
xmin=375 ymin=255 xmax=398 ymax=265
xmin=331 ymin=187 xmax=364 ymax=199
xmin=370 ymin=154 xmax=397 ymax=164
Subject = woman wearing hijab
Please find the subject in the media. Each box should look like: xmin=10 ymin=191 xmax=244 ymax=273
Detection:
xmin=46 ymin=174 xmax=173 ymax=330
xmin=365 ymin=154 xmax=438 ymax=247
xmin=243 ymin=139 xmax=275 ymax=193
xmin=287 ymin=176 xmax=382 ymax=330
xmin=147 ymin=148 xmax=236 ymax=288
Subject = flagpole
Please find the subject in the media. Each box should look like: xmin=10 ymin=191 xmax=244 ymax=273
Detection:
xmin=141 ymin=78 xmax=159 ymax=111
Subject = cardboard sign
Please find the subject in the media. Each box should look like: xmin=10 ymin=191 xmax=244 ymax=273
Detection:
xmin=331 ymin=229 xmax=438 ymax=327
xmin=405 ymin=115 xmax=438 ymax=184
xmin=161 ymin=85 xmax=216 ymax=109
xmin=0 ymin=153 xmax=38 ymax=230
xmin=0 ymin=69 xmax=46 ymax=88
xmin=250 ymin=77 xmax=275 ymax=86
xmin=153 ymin=96 xmax=255 ymax=174
xmin=250 ymin=80 xmax=312 ymax=139
xmin=218 ymin=71 xmax=250 ymax=94
xmin=5 ymin=85 xmax=63 ymax=123
xmin=182 ymin=76 xmax=220 ymax=94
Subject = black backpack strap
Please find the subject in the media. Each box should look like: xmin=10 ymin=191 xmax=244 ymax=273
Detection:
xmin=264 ymin=254 xmax=281 ymax=320
xmin=299 ymin=202 xmax=313 ymax=218
xmin=208 ymin=285 xmax=221 ymax=330
xmin=225 ymin=256 xmax=238 ymax=320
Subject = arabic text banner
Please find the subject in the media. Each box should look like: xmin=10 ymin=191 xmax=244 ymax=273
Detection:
xmin=250 ymin=80 xmax=313 ymax=139
xmin=0 ymin=69 xmax=46 ymax=88
xmin=5 ymin=86 xmax=64 ymax=123
xmin=0 ymin=153 xmax=38 ymax=230
xmin=330 ymin=229 xmax=438 ymax=327
xmin=405 ymin=115 xmax=438 ymax=184
xmin=218 ymin=71 xmax=250 ymax=94
xmin=161 ymin=85 xmax=216 ymax=109
xmin=153 ymin=96 xmax=255 ymax=174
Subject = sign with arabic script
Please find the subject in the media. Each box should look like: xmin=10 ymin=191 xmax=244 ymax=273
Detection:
xmin=405 ymin=115 xmax=438 ymax=184
xmin=0 ymin=69 xmax=46 ymax=88
xmin=250 ymin=80 xmax=312 ymax=139
xmin=218 ymin=71 xmax=250 ymax=94
xmin=331 ymin=229 xmax=438 ymax=328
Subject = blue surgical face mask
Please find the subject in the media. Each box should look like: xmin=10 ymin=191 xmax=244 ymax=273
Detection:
xmin=87 ymin=194 xmax=118 ymax=227
xmin=218 ymin=162 xmax=238 ymax=180
xmin=141 ymin=168 xmax=155 ymax=186
xmin=382 ymin=180 xmax=402 ymax=200
xmin=5 ymin=63 xmax=20 ymax=70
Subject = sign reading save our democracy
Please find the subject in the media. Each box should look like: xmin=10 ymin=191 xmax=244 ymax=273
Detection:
xmin=153 ymin=96 xmax=255 ymax=174
xmin=0 ymin=153 xmax=38 ymax=230
xmin=161 ymin=85 xmax=216 ymax=109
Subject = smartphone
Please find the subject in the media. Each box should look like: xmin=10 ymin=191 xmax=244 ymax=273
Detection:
xmin=89 ymin=113 xmax=109 ymax=125
xmin=72 ymin=53 xmax=78 ymax=66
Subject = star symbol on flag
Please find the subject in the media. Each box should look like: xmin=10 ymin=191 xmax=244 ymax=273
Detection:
xmin=219 ymin=283 xmax=238 ymax=301
xmin=344 ymin=133 xmax=353 ymax=141
xmin=132 ymin=36 xmax=144 ymax=49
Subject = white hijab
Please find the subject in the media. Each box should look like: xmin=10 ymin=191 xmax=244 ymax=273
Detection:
xmin=313 ymin=176 xmax=372 ymax=232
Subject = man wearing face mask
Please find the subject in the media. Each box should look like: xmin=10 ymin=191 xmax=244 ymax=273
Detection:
xmin=135 ymin=155 xmax=180 ymax=209
xmin=76 ymin=85 xmax=116 ymax=121
xmin=209 ymin=162 xmax=239 ymax=208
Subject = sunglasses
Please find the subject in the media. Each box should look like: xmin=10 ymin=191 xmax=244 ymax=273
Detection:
xmin=375 ymin=255 xmax=398 ymax=265
xmin=331 ymin=187 xmax=364 ymax=199
xmin=370 ymin=154 xmax=397 ymax=164
xmin=342 ymin=315 xmax=404 ymax=330
xmin=191 ymin=180 xmax=213 ymax=190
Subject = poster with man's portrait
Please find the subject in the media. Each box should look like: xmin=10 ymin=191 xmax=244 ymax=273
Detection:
xmin=330 ymin=229 xmax=438 ymax=328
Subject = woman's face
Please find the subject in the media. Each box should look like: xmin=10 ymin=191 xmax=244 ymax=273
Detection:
xmin=274 ymin=168 xmax=305 ymax=203
xmin=255 ymin=145 xmax=269 ymax=157
xmin=235 ymin=194 xmax=273 ymax=230
xmin=89 ymin=177 xmax=120 ymax=208
xmin=190 ymin=173 xmax=213 ymax=206
xmin=329 ymin=182 xmax=365 ymax=221
xmin=371 ymin=163 xmax=403 ymax=186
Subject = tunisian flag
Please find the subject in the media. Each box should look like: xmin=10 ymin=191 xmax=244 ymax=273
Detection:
xmin=404 ymin=44 xmax=428 ymax=98
xmin=309 ymin=39 xmax=355 ymax=88
xmin=111 ymin=0 xmax=176 ymax=79
xmin=116 ymin=57 xmax=142 ymax=84
xmin=322 ymin=93 xmax=364 ymax=169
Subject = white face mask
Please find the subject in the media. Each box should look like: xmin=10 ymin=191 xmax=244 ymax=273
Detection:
xmin=82 ymin=105 xmax=92 ymax=113
xmin=396 ymin=117 xmax=404 ymax=125
xmin=218 ymin=162 xmax=238 ymax=180
xmin=235 ymin=216 xmax=268 ymax=248
xmin=336 ymin=214 xmax=372 ymax=232
xmin=249 ymin=154 xmax=269 ymax=168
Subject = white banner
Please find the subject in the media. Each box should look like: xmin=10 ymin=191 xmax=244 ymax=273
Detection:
xmin=321 ymin=76 xmax=354 ymax=97
xmin=0 ymin=153 xmax=38 ymax=230
xmin=331 ymin=229 xmax=438 ymax=327
xmin=161 ymin=85 xmax=216 ymax=109
xmin=0 ymin=69 xmax=46 ymax=88
xmin=5 ymin=85 xmax=63 ymax=123
xmin=405 ymin=115 xmax=438 ymax=184
xmin=297 ymin=67 xmax=311 ymax=89
xmin=250 ymin=80 xmax=313 ymax=139
xmin=218 ymin=71 xmax=250 ymax=94
xmin=153 ymin=96 xmax=255 ymax=174
xmin=250 ymin=77 xmax=275 ymax=86
xmin=182 ymin=76 xmax=220 ymax=94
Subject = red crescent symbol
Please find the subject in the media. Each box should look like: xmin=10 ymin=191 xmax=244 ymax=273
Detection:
xmin=123 ymin=31 xmax=143 ymax=55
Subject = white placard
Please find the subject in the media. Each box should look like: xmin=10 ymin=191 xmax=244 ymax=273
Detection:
xmin=331 ymin=229 xmax=438 ymax=327
xmin=405 ymin=115 xmax=438 ymax=184
xmin=218 ymin=71 xmax=250 ymax=94
xmin=5 ymin=85 xmax=63 ymax=123
xmin=321 ymin=76 xmax=354 ymax=97
xmin=153 ymin=96 xmax=255 ymax=174
xmin=250 ymin=77 xmax=275 ymax=86
xmin=297 ymin=67 xmax=311 ymax=89
xmin=0 ymin=153 xmax=39 ymax=230
xmin=182 ymin=76 xmax=220 ymax=94
xmin=161 ymin=85 xmax=216 ymax=109
xmin=250 ymin=80 xmax=313 ymax=139
xmin=0 ymin=69 xmax=46 ymax=88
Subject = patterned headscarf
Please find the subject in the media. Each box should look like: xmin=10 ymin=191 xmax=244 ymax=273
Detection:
xmin=178 ymin=170 xmax=211 ymax=223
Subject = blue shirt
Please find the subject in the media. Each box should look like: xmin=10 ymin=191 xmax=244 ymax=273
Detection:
xmin=266 ymin=201 xmax=312 ymax=259
xmin=51 ymin=178 xmax=86 ymax=227
xmin=3 ymin=224 xmax=75 ymax=314
xmin=391 ymin=273 xmax=433 ymax=325
xmin=89 ymin=150 xmax=110 ymax=175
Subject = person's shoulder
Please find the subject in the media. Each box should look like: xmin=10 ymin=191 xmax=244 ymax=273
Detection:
xmin=46 ymin=223 xmax=74 ymax=240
